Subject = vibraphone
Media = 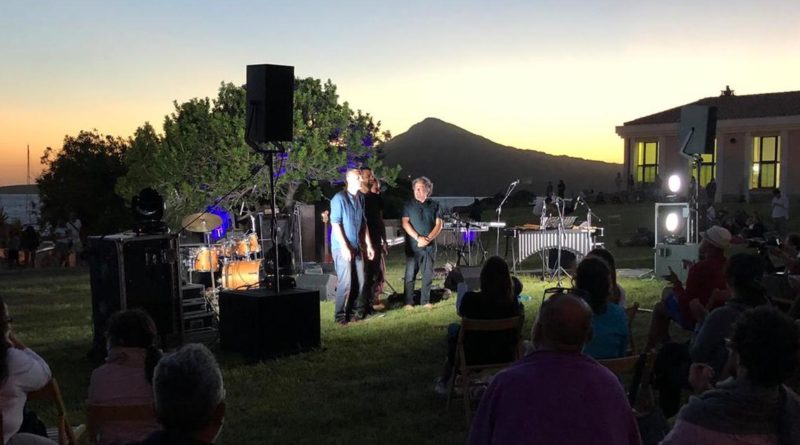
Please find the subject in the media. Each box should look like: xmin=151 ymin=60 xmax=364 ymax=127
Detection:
xmin=506 ymin=227 xmax=600 ymax=275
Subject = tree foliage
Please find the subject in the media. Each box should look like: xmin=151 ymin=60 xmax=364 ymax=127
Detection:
xmin=118 ymin=79 xmax=399 ymax=228
xmin=37 ymin=131 xmax=130 ymax=235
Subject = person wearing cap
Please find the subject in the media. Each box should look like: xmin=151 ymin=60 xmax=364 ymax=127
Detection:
xmin=646 ymin=225 xmax=731 ymax=350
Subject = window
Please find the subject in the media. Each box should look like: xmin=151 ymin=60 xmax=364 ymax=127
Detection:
xmin=636 ymin=141 xmax=658 ymax=183
xmin=750 ymin=136 xmax=780 ymax=189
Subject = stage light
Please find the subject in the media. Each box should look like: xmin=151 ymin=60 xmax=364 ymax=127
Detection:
xmin=667 ymin=175 xmax=681 ymax=193
xmin=665 ymin=213 xmax=680 ymax=233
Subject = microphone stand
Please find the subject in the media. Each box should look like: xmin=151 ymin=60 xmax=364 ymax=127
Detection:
xmin=495 ymin=180 xmax=518 ymax=256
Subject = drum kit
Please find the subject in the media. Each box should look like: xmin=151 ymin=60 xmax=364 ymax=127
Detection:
xmin=182 ymin=212 xmax=262 ymax=292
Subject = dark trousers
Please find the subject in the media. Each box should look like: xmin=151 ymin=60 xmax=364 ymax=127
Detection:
xmin=404 ymin=248 xmax=435 ymax=305
xmin=363 ymin=247 xmax=384 ymax=308
xmin=333 ymin=249 xmax=365 ymax=323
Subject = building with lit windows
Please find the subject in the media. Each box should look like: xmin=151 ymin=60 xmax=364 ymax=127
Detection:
xmin=616 ymin=87 xmax=800 ymax=202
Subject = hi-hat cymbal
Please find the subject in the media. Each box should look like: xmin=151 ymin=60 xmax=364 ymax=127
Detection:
xmin=182 ymin=213 xmax=222 ymax=233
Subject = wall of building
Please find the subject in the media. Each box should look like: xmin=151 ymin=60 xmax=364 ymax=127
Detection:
xmin=0 ymin=193 xmax=39 ymax=226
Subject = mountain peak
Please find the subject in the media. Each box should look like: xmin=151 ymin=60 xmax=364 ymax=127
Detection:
xmin=383 ymin=118 xmax=621 ymax=196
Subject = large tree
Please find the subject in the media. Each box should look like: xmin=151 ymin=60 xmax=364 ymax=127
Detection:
xmin=118 ymin=79 xmax=399 ymax=228
xmin=38 ymin=131 xmax=131 ymax=236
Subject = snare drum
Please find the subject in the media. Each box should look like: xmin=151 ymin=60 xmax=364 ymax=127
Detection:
xmin=192 ymin=247 xmax=219 ymax=272
xmin=221 ymin=260 xmax=261 ymax=290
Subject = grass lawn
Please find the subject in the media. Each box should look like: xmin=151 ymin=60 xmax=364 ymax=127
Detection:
xmin=0 ymin=200 xmax=782 ymax=444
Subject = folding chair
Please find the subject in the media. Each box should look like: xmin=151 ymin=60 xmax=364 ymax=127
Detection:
xmin=446 ymin=316 xmax=523 ymax=424
xmin=624 ymin=302 xmax=641 ymax=354
xmin=86 ymin=403 xmax=157 ymax=444
xmin=597 ymin=349 xmax=657 ymax=406
xmin=26 ymin=378 xmax=84 ymax=445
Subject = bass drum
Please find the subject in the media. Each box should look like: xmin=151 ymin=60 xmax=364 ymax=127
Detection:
xmin=221 ymin=260 xmax=261 ymax=290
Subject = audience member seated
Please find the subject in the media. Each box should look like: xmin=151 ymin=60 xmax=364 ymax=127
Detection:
xmin=88 ymin=310 xmax=162 ymax=444
xmin=661 ymin=307 xmax=800 ymax=444
xmin=467 ymin=293 xmax=641 ymax=445
xmin=435 ymin=257 xmax=523 ymax=395
xmin=653 ymin=253 xmax=770 ymax=418
xmin=0 ymin=296 xmax=56 ymax=445
xmin=646 ymin=226 xmax=730 ymax=350
xmin=575 ymin=257 xmax=629 ymax=359
xmin=587 ymin=248 xmax=626 ymax=307
xmin=690 ymin=253 xmax=770 ymax=377
xmin=126 ymin=344 xmax=225 ymax=445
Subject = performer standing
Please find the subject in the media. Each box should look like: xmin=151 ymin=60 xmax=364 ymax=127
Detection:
xmin=402 ymin=176 xmax=443 ymax=309
xmin=330 ymin=169 xmax=375 ymax=324
xmin=360 ymin=167 xmax=389 ymax=312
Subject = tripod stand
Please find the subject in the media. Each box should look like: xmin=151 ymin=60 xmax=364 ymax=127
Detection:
xmin=549 ymin=197 xmax=571 ymax=286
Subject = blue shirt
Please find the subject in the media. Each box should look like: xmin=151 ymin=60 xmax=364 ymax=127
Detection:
xmin=583 ymin=302 xmax=629 ymax=360
xmin=330 ymin=190 xmax=365 ymax=252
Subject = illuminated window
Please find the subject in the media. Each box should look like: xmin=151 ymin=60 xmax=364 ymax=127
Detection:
xmin=750 ymin=136 xmax=780 ymax=189
xmin=636 ymin=141 xmax=658 ymax=183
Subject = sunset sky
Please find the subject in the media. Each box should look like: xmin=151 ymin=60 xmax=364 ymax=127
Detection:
xmin=2 ymin=0 xmax=799 ymax=186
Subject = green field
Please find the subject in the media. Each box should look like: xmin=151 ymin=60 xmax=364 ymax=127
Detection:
xmin=0 ymin=201 xmax=788 ymax=444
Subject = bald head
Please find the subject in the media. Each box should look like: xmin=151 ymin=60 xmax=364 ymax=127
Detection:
xmin=533 ymin=293 xmax=593 ymax=352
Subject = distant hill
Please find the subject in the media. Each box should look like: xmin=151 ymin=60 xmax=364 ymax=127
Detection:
xmin=382 ymin=118 xmax=622 ymax=197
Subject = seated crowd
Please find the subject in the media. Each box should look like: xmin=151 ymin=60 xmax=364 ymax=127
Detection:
xmin=2 ymin=223 xmax=800 ymax=445
xmin=0 ymin=299 xmax=225 ymax=445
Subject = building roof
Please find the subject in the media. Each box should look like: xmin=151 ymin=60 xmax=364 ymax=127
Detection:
xmin=0 ymin=184 xmax=39 ymax=195
xmin=623 ymin=90 xmax=800 ymax=126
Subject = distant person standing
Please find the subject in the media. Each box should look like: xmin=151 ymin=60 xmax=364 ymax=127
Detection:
xmin=688 ymin=176 xmax=697 ymax=201
xmin=614 ymin=172 xmax=622 ymax=194
xmin=772 ymin=188 xmax=790 ymax=236
xmin=705 ymin=177 xmax=717 ymax=204
xmin=5 ymin=230 xmax=20 ymax=269
xmin=330 ymin=169 xmax=375 ymax=324
xmin=556 ymin=179 xmax=566 ymax=199
xmin=54 ymin=223 xmax=70 ymax=267
xmin=67 ymin=214 xmax=82 ymax=265
xmin=545 ymin=181 xmax=553 ymax=199
xmin=20 ymin=226 xmax=40 ymax=268
xmin=402 ymin=176 xmax=443 ymax=309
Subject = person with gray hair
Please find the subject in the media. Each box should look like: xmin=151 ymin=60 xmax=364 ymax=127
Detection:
xmin=126 ymin=344 xmax=225 ymax=445
xmin=468 ymin=293 xmax=641 ymax=445
xmin=401 ymin=176 xmax=443 ymax=309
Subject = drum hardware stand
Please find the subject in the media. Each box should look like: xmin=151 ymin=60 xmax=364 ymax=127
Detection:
xmin=495 ymin=179 xmax=519 ymax=256
xmin=550 ymin=197 xmax=571 ymax=286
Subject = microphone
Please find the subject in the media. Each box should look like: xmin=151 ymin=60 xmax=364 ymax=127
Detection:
xmin=511 ymin=179 xmax=520 ymax=186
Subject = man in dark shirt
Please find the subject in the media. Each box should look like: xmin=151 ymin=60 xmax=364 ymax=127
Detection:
xmin=330 ymin=169 xmax=375 ymax=324
xmin=402 ymin=176 xmax=443 ymax=309
xmin=360 ymin=167 xmax=388 ymax=312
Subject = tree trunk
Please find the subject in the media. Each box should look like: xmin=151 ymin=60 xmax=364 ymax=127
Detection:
xmin=283 ymin=181 xmax=300 ymax=212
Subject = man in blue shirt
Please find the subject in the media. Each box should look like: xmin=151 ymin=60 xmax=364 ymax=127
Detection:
xmin=330 ymin=169 xmax=375 ymax=324
xmin=402 ymin=176 xmax=443 ymax=309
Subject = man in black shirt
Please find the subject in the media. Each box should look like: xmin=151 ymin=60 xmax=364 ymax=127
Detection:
xmin=360 ymin=167 xmax=388 ymax=312
xmin=402 ymin=176 xmax=443 ymax=309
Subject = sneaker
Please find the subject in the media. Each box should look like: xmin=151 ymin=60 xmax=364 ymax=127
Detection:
xmin=372 ymin=303 xmax=386 ymax=312
xmin=423 ymin=303 xmax=434 ymax=309
xmin=433 ymin=377 xmax=449 ymax=396
xmin=403 ymin=304 xmax=415 ymax=311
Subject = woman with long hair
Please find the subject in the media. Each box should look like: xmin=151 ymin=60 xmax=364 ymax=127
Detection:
xmin=87 ymin=309 xmax=162 ymax=444
xmin=574 ymin=257 xmax=629 ymax=359
xmin=0 ymin=296 xmax=55 ymax=445
xmin=587 ymin=248 xmax=625 ymax=307
xmin=435 ymin=257 xmax=523 ymax=394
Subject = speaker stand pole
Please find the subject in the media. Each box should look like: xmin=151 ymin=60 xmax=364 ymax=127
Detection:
xmin=495 ymin=180 xmax=518 ymax=256
xmin=265 ymin=152 xmax=281 ymax=293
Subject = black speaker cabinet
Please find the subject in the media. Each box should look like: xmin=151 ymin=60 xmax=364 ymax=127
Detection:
xmin=246 ymin=64 xmax=294 ymax=144
xmin=219 ymin=287 xmax=320 ymax=359
xmin=679 ymin=105 xmax=717 ymax=156
xmin=88 ymin=233 xmax=182 ymax=353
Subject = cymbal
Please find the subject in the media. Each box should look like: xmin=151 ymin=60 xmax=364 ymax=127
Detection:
xmin=182 ymin=213 xmax=222 ymax=233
